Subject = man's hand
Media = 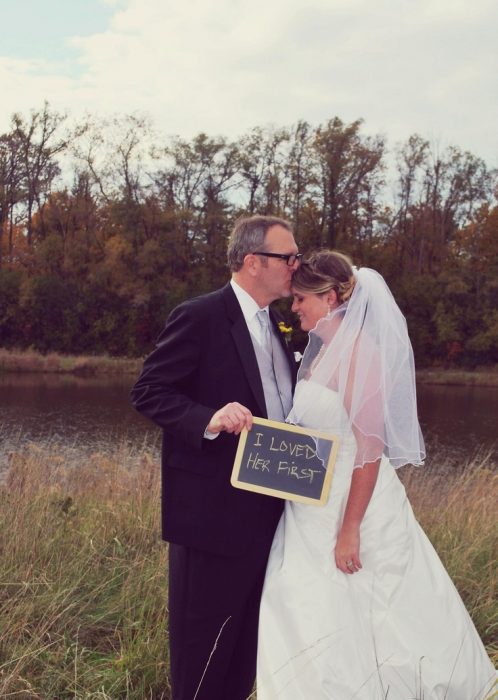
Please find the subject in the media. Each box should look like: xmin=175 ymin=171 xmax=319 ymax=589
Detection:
xmin=206 ymin=402 xmax=254 ymax=435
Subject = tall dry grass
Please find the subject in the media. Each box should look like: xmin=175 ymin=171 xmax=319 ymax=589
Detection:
xmin=0 ymin=442 xmax=496 ymax=699
xmin=0 ymin=441 xmax=169 ymax=699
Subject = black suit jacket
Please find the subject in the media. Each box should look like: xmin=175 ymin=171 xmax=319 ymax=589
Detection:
xmin=131 ymin=283 xmax=297 ymax=555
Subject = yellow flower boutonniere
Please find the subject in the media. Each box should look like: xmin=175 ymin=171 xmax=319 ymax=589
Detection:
xmin=278 ymin=321 xmax=293 ymax=346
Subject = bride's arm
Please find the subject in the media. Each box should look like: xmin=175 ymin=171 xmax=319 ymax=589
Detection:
xmin=335 ymin=458 xmax=380 ymax=573
xmin=335 ymin=331 xmax=383 ymax=574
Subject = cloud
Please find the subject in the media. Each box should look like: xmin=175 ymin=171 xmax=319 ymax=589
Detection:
xmin=1 ymin=0 xmax=497 ymax=164
xmin=0 ymin=57 xmax=76 ymax=120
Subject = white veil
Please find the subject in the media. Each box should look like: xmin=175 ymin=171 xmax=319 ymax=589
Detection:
xmin=296 ymin=267 xmax=425 ymax=469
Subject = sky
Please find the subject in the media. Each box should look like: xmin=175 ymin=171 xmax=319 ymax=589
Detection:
xmin=1 ymin=0 xmax=497 ymax=167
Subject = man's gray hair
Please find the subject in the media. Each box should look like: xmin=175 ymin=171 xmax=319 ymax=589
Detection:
xmin=227 ymin=215 xmax=293 ymax=272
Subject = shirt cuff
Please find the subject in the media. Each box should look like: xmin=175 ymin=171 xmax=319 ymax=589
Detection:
xmin=203 ymin=427 xmax=220 ymax=440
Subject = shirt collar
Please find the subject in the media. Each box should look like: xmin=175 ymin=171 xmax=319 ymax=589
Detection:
xmin=230 ymin=279 xmax=268 ymax=324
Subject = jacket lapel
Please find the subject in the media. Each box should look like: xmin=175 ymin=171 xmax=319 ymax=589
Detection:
xmin=222 ymin=284 xmax=268 ymax=417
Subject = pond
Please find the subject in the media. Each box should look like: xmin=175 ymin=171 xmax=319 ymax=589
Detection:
xmin=1 ymin=374 xmax=496 ymax=474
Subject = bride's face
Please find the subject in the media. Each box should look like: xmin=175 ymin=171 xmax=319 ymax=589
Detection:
xmin=291 ymin=289 xmax=334 ymax=331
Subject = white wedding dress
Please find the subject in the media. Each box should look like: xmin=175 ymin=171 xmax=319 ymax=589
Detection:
xmin=257 ymin=381 xmax=496 ymax=700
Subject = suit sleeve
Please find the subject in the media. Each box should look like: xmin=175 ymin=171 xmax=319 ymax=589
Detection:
xmin=130 ymin=302 xmax=214 ymax=451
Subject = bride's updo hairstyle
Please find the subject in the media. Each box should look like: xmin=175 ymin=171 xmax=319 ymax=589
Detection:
xmin=292 ymin=250 xmax=356 ymax=304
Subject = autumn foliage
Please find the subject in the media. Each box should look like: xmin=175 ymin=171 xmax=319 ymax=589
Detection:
xmin=0 ymin=104 xmax=497 ymax=366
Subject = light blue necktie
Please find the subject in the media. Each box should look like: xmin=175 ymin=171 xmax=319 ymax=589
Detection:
xmin=257 ymin=309 xmax=273 ymax=358
xmin=256 ymin=309 xmax=292 ymax=420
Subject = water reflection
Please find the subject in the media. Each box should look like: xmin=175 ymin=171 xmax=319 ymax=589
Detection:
xmin=0 ymin=374 xmax=496 ymax=474
xmin=0 ymin=374 xmax=161 ymax=474
xmin=0 ymin=373 xmax=148 ymax=439
xmin=417 ymin=383 xmax=498 ymax=466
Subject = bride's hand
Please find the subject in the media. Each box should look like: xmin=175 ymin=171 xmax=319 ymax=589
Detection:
xmin=334 ymin=525 xmax=361 ymax=574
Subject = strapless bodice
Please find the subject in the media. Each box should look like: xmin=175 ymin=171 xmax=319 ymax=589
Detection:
xmin=287 ymin=380 xmax=358 ymax=491
xmin=288 ymin=380 xmax=356 ymax=446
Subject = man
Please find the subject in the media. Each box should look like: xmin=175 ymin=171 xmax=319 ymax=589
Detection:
xmin=131 ymin=215 xmax=300 ymax=700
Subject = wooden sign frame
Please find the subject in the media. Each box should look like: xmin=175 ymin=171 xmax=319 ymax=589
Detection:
xmin=231 ymin=417 xmax=339 ymax=506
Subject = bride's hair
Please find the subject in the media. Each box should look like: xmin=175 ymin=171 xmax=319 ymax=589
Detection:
xmin=292 ymin=250 xmax=356 ymax=303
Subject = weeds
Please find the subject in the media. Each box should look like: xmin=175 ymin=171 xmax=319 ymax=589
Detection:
xmin=0 ymin=442 xmax=496 ymax=698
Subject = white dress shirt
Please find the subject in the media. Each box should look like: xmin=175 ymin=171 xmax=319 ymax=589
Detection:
xmin=203 ymin=279 xmax=268 ymax=439
xmin=230 ymin=279 xmax=269 ymax=347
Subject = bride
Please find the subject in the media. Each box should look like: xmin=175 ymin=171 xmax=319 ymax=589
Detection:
xmin=257 ymin=250 xmax=496 ymax=699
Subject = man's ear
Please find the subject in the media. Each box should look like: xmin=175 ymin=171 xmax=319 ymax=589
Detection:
xmin=243 ymin=253 xmax=259 ymax=277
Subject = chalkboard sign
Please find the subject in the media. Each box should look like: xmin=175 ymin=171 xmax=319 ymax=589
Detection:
xmin=231 ymin=417 xmax=339 ymax=506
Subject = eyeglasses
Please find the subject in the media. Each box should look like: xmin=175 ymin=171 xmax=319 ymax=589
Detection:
xmin=252 ymin=252 xmax=303 ymax=266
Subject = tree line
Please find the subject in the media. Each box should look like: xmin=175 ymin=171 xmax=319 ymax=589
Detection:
xmin=1 ymin=103 xmax=497 ymax=366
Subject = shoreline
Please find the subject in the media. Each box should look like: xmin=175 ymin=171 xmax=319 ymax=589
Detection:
xmin=415 ymin=368 xmax=498 ymax=387
xmin=1 ymin=349 xmax=498 ymax=387
xmin=0 ymin=348 xmax=142 ymax=377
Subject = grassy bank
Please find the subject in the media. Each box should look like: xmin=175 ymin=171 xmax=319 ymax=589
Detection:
xmin=416 ymin=367 xmax=498 ymax=387
xmin=2 ymin=348 xmax=498 ymax=386
xmin=0 ymin=349 xmax=142 ymax=377
xmin=0 ymin=442 xmax=496 ymax=699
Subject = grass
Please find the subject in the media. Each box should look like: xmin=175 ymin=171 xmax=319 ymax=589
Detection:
xmin=2 ymin=348 xmax=498 ymax=386
xmin=0 ymin=442 xmax=169 ymax=699
xmin=0 ymin=442 xmax=496 ymax=699
xmin=416 ymin=367 xmax=498 ymax=387
xmin=0 ymin=349 xmax=142 ymax=377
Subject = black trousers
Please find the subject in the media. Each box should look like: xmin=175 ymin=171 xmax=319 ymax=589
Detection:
xmin=168 ymin=537 xmax=274 ymax=700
